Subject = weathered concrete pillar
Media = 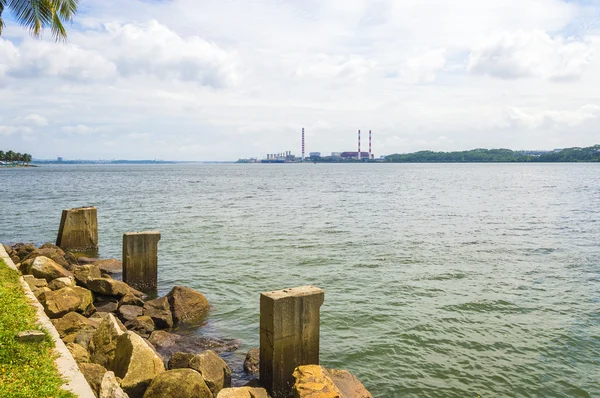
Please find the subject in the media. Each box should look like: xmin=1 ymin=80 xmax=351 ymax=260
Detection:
xmin=260 ymin=286 xmax=324 ymax=398
xmin=56 ymin=206 xmax=98 ymax=251
xmin=122 ymin=231 xmax=160 ymax=293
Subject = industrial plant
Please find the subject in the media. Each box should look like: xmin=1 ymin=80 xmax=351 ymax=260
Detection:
xmin=238 ymin=128 xmax=380 ymax=163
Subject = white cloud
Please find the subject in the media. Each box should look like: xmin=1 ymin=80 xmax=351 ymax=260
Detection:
xmin=296 ymin=54 xmax=375 ymax=81
xmin=399 ymin=49 xmax=446 ymax=84
xmin=505 ymin=104 xmax=600 ymax=129
xmin=61 ymin=124 xmax=96 ymax=135
xmin=0 ymin=126 xmax=32 ymax=136
xmin=19 ymin=114 xmax=49 ymax=126
xmin=467 ymin=30 xmax=593 ymax=81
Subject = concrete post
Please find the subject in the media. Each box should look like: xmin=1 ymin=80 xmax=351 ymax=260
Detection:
xmin=56 ymin=207 xmax=98 ymax=251
xmin=122 ymin=231 xmax=160 ymax=293
xmin=260 ymin=286 xmax=324 ymax=398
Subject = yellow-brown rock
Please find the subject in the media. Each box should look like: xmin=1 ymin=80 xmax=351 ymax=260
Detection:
xmin=292 ymin=365 xmax=342 ymax=398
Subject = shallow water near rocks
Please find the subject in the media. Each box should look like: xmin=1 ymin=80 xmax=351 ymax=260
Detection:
xmin=1 ymin=163 xmax=599 ymax=397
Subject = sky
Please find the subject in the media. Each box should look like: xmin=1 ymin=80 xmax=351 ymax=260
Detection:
xmin=1 ymin=0 xmax=599 ymax=160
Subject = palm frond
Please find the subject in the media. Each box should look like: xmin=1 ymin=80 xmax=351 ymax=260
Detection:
xmin=0 ymin=1 xmax=5 ymax=36
xmin=8 ymin=0 xmax=53 ymax=37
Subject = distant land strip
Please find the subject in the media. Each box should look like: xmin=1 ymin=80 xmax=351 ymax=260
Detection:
xmin=385 ymin=145 xmax=600 ymax=163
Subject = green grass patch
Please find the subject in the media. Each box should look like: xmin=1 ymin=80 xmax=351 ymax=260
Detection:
xmin=0 ymin=259 xmax=76 ymax=398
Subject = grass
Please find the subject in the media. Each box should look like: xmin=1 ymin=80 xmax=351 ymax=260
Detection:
xmin=0 ymin=259 xmax=76 ymax=398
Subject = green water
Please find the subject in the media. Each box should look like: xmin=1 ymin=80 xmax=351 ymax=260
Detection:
xmin=1 ymin=163 xmax=599 ymax=397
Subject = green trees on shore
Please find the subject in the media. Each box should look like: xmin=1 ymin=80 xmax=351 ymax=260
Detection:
xmin=0 ymin=150 xmax=32 ymax=164
xmin=385 ymin=145 xmax=600 ymax=163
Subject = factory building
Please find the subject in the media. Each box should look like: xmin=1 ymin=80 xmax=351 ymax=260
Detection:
xmin=340 ymin=152 xmax=371 ymax=160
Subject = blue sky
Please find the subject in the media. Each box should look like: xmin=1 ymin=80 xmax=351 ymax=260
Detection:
xmin=1 ymin=0 xmax=599 ymax=160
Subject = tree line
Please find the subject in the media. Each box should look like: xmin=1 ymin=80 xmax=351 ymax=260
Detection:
xmin=386 ymin=145 xmax=600 ymax=163
xmin=0 ymin=150 xmax=33 ymax=164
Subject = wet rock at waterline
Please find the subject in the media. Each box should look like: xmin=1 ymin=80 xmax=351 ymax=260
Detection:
xmin=166 ymin=286 xmax=210 ymax=326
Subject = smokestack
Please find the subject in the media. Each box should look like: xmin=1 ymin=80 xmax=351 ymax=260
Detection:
xmin=302 ymin=128 xmax=305 ymax=161
xmin=369 ymin=130 xmax=372 ymax=160
xmin=358 ymin=130 xmax=361 ymax=161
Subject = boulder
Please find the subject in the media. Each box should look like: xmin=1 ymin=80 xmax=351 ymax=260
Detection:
xmin=167 ymin=352 xmax=195 ymax=370
xmin=30 ymin=256 xmax=73 ymax=282
xmin=16 ymin=243 xmax=36 ymax=260
xmin=87 ymin=278 xmax=131 ymax=297
xmin=243 ymin=348 xmax=259 ymax=375
xmin=78 ymin=257 xmax=123 ymax=273
xmin=66 ymin=342 xmax=90 ymax=364
xmin=24 ymin=248 xmax=72 ymax=270
xmin=148 ymin=330 xmax=181 ymax=351
xmin=74 ymin=264 xmax=102 ymax=287
xmin=118 ymin=305 xmax=144 ymax=323
xmin=113 ymin=331 xmax=165 ymax=398
xmin=32 ymin=286 xmax=51 ymax=300
xmin=142 ymin=369 xmax=211 ymax=398
xmin=143 ymin=297 xmax=173 ymax=329
xmin=72 ymin=286 xmax=96 ymax=316
xmin=189 ymin=350 xmax=231 ymax=397
xmin=166 ymin=286 xmax=210 ymax=326
xmin=124 ymin=316 xmax=155 ymax=339
xmin=292 ymin=365 xmax=342 ymax=398
xmin=48 ymin=276 xmax=76 ymax=290
xmin=74 ymin=329 xmax=97 ymax=351
xmin=22 ymin=275 xmax=48 ymax=290
xmin=94 ymin=258 xmax=123 ymax=274
xmin=39 ymin=243 xmax=77 ymax=266
xmin=292 ymin=366 xmax=371 ymax=398
xmin=99 ymin=371 xmax=129 ymax=398
xmin=95 ymin=296 xmax=119 ymax=313
xmin=119 ymin=293 xmax=144 ymax=307
xmin=217 ymin=387 xmax=268 ymax=398
xmin=90 ymin=313 xmax=126 ymax=369
xmin=52 ymin=311 xmax=97 ymax=338
xmin=327 ymin=369 xmax=372 ymax=398
xmin=79 ymin=362 xmax=108 ymax=397
xmin=39 ymin=287 xmax=82 ymax=319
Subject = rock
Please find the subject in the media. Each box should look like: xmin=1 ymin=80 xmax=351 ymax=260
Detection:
xmin=118 ymin=305 xmax=144 ymax=323
xmin=15 ymin=330 xmax=45 ymax=343
xmin=189 ymin=350 xmax=231 ymax=397
xmin=24 ymin=248 xmax=72 ymax=270
xmin=113 ymin=331 xmax=165 ymax=398
xmin=74 ymin=264 xmax=102 ymax=287
xmin=67 ymin=342 xmax=91 ymax=364
xmin=78 ymin=257 xmax=123 ymax=273
xmin=119 ymin=293 xmax=145 ymax=307
xmin=90 ymin=313 xmax=126 ymax=369
xmin=52 ymin=311 xmax=97 ymax=338
xmin=22 ymin=275 xmax=48 ymax=290
xmin=148 ymin=330 xmax=181 ymax=350
xmin=99 ymin=371 xmax=129 ymax=398
xmin=327 ymin=369 xmax=372 ymax=398
xmin=166 ymin=286 xmax=210 ymax=326
xmin=39 ymin=287 xmax=82 ymax=319
xmin=95 ymin=296 xmax=119 ymax=313
xmin=29 ymin=256 xmax=73 ymax=282
xmin=32 ymin=286 xmax=51 ymax=300
xmin=79 ymin=362 xmax=108 ymax=397
xmin=142 ymin=369 xmax=211 ymax=398
xmin=74 ymin=329 xmax=97 ymax=351
xmin=292 ymin=365 xmax=342 ymax=398
xmin=16 ymin=243 xmax=36 ymax=260
xmin=48 ymin=276 xmax=76 ymax=290
xmin=124 ymin=316 xmax=155 ymax=339
xmin=94 ymin=258 xmax=123 ymax=274
xmin=243 ymin=348 xmax=259 ymax=375
xmin=167 ymin=352 xmax=195 ymax=370
xmin=217 ymin=387 xmax=268 ymax=398
xmin=72 ymin=286 xmax=96 ymax=316
xmin=143 ymin=297 xmax=173 ymax=329
xmin=87 ymin=278 xmax=131 ymax=297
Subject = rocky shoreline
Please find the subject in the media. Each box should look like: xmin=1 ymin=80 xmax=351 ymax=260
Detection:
xmin=3 ymin=242 xmax=372 ymax=398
